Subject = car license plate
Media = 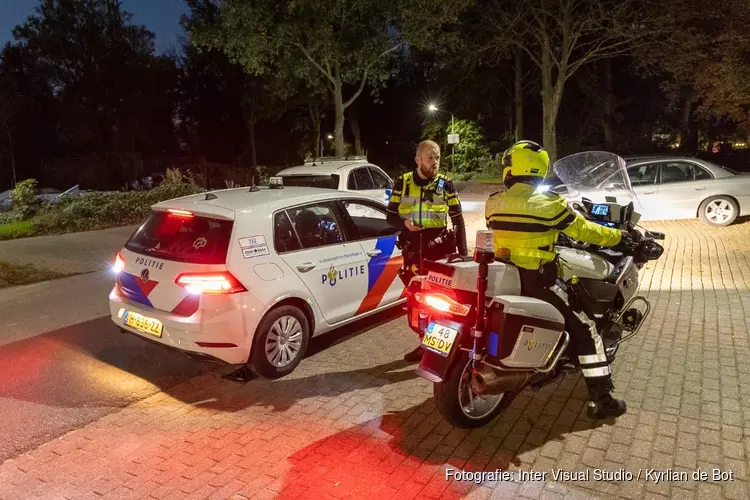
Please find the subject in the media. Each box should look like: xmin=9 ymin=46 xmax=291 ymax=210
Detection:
xmin=123 ymin=310 xmax=163 ymax=338
xmin=421 ymin=322 xmax=458 ymax=357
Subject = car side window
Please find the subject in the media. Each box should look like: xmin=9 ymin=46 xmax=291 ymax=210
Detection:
xmin=349 ymin=167 xmax=375 ymax=190
xmin=341 ymin=200 xmax=397 ymax=240
xmin=694 ymin=165 xmax=712 ymax=180
xmin=627 ymin=164 xmax=658 ymax=186
xmin=368 ymin=167 xmax=392 ymax=189
xmin=660 ymin=162 xmax=694 ymax=184
xmin=285 ymin=202 xmax=344 ymax=249
xmin=273 ymin=211 xmax=302 ymax=253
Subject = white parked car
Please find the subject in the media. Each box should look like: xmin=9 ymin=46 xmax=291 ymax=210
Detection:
xmin=275 ymin=156 xmax=395 ymax=206
xmin=109 ymin=180 xmax=406 ymax=378
xmin=548 ymin=155 xmax=750 ymax=226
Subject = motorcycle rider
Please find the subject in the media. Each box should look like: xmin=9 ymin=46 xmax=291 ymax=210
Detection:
xmin=387 ymin=139 xmax=469 ymax=362
xmin=485 ymin=140 xmax=633 ymax=420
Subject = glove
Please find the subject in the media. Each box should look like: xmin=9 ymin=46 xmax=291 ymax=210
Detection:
xmin=618 ymin=231 xmax=636 ymax=250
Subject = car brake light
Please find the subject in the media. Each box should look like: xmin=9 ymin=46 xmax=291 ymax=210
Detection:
xmin=167 ymin=208 xmax=194 ymax=218
xmin=414 ymin=292 xmax=470 ymax=316
xmin=175 ymin=271 xmax=247 ymax=294
xmin=113 ymin=252 xmax=125 ymax=273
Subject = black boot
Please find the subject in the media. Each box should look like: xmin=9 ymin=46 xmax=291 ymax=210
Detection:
xmin=587 ymin=393 xmax=627 ymax=420
xmin=403 ymin=346 xmax=424 ymax=363
xmin=585 ymin=377 xmax=627 ymax=420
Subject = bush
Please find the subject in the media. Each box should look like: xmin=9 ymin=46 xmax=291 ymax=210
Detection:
xmin=10 ymin=179 xmax=42 ymax=220
xmin=34 ymin=168 xmax=203 ymax=234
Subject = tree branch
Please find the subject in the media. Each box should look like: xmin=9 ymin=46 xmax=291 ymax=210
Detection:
xmin=342 ymin=41 xmax=403 ymax=108
xmin=284 ymin=31 xmax=336 ymax=86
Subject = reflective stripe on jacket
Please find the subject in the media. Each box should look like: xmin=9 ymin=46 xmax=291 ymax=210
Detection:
xmin=485 ymin=183 xmax=622 ymax=270
xmin=389 ymin=172 xmax=457 ymax=228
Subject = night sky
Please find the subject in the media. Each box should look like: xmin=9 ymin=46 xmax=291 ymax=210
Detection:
xmin=0 ymin=0 xmax=190 ymax=54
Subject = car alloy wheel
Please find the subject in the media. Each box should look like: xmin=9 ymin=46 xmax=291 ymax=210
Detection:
xmin=265 ymin=315 xmax=304 ymax=368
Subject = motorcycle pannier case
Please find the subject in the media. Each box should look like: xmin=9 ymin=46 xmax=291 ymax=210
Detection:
xmin=485 ymin=296 xmax=566 ymax=369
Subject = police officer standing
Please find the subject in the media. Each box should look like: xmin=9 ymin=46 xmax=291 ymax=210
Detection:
xmin=387 ymin=139 xmax=468 ymax=362
xmin=485 ymin=140 xmax=632 ymax=419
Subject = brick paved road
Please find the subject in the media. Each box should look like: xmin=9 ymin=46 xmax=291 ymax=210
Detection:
xmin=1 ymin=219 xmax=749 ymax=500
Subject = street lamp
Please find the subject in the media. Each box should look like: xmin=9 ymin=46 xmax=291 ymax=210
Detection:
xmin=427 ymin=103 xmax=457 ymax=173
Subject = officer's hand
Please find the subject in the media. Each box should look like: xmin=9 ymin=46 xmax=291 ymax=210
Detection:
xmin=405 ymin=220 xmax=423 ymax=232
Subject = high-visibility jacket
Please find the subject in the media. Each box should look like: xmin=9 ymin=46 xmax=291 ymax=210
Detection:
xmin=387 ymin=171 xmax=460 ymax=229
xmin=485 ymin=183 xmax=622 ymax=270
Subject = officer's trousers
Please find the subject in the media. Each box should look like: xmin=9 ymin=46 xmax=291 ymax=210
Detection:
xmin=517 ymin=268 xmax=614 ymax=398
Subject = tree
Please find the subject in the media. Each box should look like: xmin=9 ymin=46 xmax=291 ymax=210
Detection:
xmin=638 ymin=0 xmax=750 ymax=149
xmin=12 ymin=0 xmax=178 ymax=161
xmin=187 ymin=0 xmax=470 ymax=157
xmin=480 ymin=0 xmax=653 ymax=162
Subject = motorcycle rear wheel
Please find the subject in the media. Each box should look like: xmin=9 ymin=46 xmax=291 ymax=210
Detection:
xmin=434 ymin=351 xmax=518 ymax=428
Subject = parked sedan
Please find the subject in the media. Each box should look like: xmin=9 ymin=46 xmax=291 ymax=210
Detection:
xmin=550 ymin=155 xmax=750 ymax=226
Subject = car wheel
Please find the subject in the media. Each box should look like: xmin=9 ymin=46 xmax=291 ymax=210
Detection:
xmin=699 ymin=196 xmax=739 ymax=227
xmin=250 ymin=305 xmax=310 ymax=379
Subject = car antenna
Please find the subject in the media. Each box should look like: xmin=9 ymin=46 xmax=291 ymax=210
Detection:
xmin=205 ymin=192 xmax=218 ymax=200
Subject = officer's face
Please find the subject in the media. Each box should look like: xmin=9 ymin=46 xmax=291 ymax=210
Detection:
xmin=417 ymin=147 xmax=440 ymax=178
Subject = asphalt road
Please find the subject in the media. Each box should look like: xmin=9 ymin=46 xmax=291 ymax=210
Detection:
xmin=0 ymin=271 xmax=216 ymax=462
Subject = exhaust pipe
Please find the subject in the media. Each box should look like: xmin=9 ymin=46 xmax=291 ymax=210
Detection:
xmin=471 ymin=366 xmax=535 ymax=396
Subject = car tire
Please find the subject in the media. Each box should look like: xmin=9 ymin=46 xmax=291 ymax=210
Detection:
xmin=699 ymin=196 xmax=739 ymax=227
xmin=250 ymin=305 xmax=310 ymax=379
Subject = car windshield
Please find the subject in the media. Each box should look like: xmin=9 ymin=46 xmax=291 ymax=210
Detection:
xmin=280 ymin=174 xmax=339 ymax=189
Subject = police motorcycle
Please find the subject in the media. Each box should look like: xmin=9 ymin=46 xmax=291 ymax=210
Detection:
xmin=403 ymin=151 xmax=665 ymax=428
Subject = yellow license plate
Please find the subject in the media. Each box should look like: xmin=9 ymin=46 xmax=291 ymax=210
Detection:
xmin=123 ymin=310 xmax=163 ymax=337
xmin=421 ymin=322 xmax=458 ymax=357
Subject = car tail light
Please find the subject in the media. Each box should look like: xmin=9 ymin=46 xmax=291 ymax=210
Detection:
xmin=414 ymin=292 xmax=470 ymax=316
xmin=113 ymin=252 xmax=125 ymax=273
xmin=175 ymin=271 xmax=247 ymax=294
xmin=167 ymin=208 xmax=194 ymax=218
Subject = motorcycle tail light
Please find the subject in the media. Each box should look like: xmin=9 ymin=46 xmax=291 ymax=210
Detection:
xmin=414 ymin=292 xmax=470 ymax=316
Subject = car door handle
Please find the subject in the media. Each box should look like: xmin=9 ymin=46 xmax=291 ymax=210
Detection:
xmin=694 ymin=187 xmax=706 ymax=191
xmin=296 ymin=262 xmax=316 ymax=273
xmin=643 ymin=190 xmax=655 ymax=195
xmin=366 ymin=249 xmax=382 ymax=257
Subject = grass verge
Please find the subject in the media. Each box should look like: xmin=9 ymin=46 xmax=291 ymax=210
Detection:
xmin=0 ymin=260 xmax=70 ymax=288
xmin=0 ymin=220 xmax=36 ymax=240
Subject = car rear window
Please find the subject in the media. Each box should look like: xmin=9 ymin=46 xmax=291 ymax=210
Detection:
xmin=125 ymin=211 xmax=233 ymax=264
xmin=280 ymin=174 xmax=339 ymax=189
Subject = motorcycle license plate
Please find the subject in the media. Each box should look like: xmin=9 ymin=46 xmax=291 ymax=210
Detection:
xmin=422 ymin=322 xmax=458 ymax=357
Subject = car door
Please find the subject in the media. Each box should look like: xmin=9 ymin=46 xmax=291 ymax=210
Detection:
xmin=368 ymin=166 xmax=395 ymax=205
xmin=337 ymin=199 xmax=405 ymax=316
xmin=655 ymin=161 xmax=711 ymax=219
xmin=626 ymin=163 xmax=660 ymax=219
xmin=347 ymin=166 xmax=383 ymax=203
xmin=277 ymin=201 xmax=367 ymax=324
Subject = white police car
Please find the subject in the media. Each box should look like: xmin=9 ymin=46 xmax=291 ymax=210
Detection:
xmin=109 ymin=178 xmax=406 ymax=378
xmin=275 ymin=156 xmax=395 ymax=206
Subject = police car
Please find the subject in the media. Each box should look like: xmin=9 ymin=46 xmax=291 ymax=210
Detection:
xmin=109 ymin=178 xmax=406 ymax=379
xmin=275 ymin=156 xmax=395 ymax=205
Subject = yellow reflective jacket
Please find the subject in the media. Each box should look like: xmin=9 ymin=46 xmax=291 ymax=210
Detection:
xmin=387 ymin=171 xmax=460 ymax=228
xmin=485 ymin=183 xmax=622 ymax=270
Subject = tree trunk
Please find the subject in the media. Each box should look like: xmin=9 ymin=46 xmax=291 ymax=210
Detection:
xmin=540 ymin=50 xmax=562 ymax=164
xmin=514 ymin=47 xmax=524 ymax=141
xmin=602 ymin=60 xmax=614 ymax=149
xmin=308 ymin=103 xmax=321 ymax=158
xmin=350 ymin=113 xmax=362 ymax=155
xmin=333 ymin=80 xmax=345 ymax=157
xmin=680 ymin=95 xmax=697 ymax=153
xmin=243 ymin=102 xmax=257 ymax=168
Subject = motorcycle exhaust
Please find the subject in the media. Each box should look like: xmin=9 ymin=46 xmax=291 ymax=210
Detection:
xmin=471 ymin=367 xmax=535 ymax=396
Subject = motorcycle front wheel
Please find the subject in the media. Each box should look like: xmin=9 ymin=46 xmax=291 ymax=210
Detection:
xmin=434 ymin=350 xmax=517 ymax=428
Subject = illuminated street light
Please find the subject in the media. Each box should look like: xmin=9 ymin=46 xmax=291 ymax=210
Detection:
xmin=426 ymin=103 xmax=457 ymax=173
